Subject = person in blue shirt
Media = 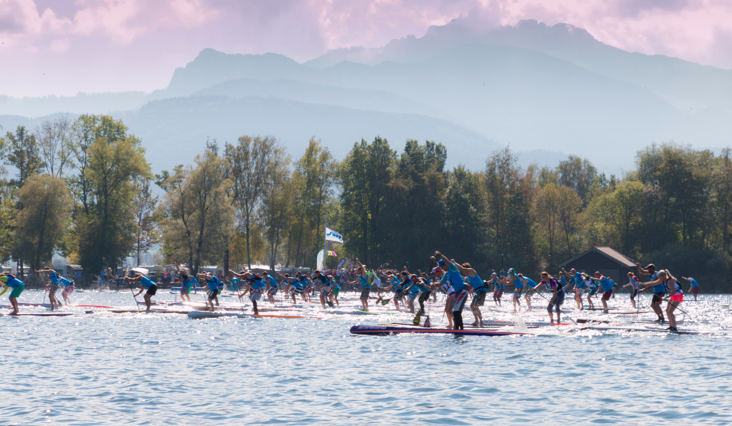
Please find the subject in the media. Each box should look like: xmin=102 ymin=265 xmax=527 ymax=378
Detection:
xmin=590 ymin=272 xmax=614 ymax=313
xmin=434 ymin=251 xmax=471 ymax=330
xmin=488 ymin=272 xmax=503 ymax=306
xmin=126 ymin=273 xmax=157 ymax=311
xmin=348 ymin=259 xmax=371 ymax=312
xmin=518 ymin=274 xmax=536 ymax=312
xmin=562 ymin=268 xmax=586 ymax=310
xmin=229 ymin=277 xmax=240 ymax=292
xmin=502 ymin=268 xmax=523 ymax=313
xmin=36 ymin=267 xmax=62 ymax=310
xmin=329 ymin=274 xmax=341 ymax=307
xmin=312 ymin=270 xmax=333 ymax=309
xmin=681 ymin=276 xmax=700 ymax=301
xmin=231 ymin=269 xmax=265 ymax=315
xmin=59 ymin=276 xmax=75 ymax=305
xmin=637 ymin=263 xmax=665 ymax=322
xmin=0 ymin=273 xmax=25 ymax=315
xmin=623 ymin=272 xmax=640 ymax=308
xmin=436 ymin=257 xmax=485 ymax=327
xmin=172 ymin=263 xmax=193 ymax=302
xmin=402 ymin=274 xmax=422 ymax=314
xmin=197 ymin=272 xmax=222 ymax=312
xmin=279 ymin=272 xmax=305 ymax=304
xmin=262 ymin=271 xmax=279 ymax=304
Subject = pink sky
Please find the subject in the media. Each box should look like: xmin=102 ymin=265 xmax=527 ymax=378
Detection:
xmin=1 ymin=0 xmax=731 ymax=97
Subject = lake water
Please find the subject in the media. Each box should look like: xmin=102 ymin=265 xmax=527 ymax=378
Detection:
xmin=1 ymin=290 xmax=731 ymax=425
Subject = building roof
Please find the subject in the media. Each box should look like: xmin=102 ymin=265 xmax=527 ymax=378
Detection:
xmin=558 ymin=246 xmax=637 ymax=269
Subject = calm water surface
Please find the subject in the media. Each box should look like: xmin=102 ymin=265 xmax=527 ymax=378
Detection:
xmin=1 ymin=290 xmax=731 ymax=425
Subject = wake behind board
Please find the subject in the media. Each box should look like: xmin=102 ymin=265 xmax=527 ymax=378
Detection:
xmin=350 ymin=325 xmax=532 ymax=337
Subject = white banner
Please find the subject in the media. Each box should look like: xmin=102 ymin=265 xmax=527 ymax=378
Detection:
xmin=316 ymin=249 xmax=324 ymax=270
xmin=325 ymin=227 xmax=344 ymax=244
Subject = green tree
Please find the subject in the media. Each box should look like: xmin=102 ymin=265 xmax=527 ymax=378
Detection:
xmin=160 ymin=147 xmax=234 ymax=273
xmin=637 ymin=143 xmax=712 ymax=248
xmin=379 ymin=140 xmax=447 ymax=268
xmin=12 ymin=175 xmax=71 ymax=270
xmin=262 ymin=155 xmax=293 ymax=271
xmin=132 ymin=177 xmax=159 ymax=266
xmin=288 ymin=138 xmax=337 ymax=267
xmin=534 ymin=183 xmax=561 ymax=270
xmin=2 ymin=125 xmax=44 ymax=190
xmin=37 ymin=116 xmax=74 ymax=178
xmin=442 ymin=166 xmax=486 ymax=265
xmin=557 ymin=155 xmax=597 ymax=204
xmin=339 ymin=137 xmax=395 ymax=265
xmin=713 ymin=149 xmax=732 ymax=250
xmin=589 ymin=181 xmax=645 ymax=255
xmin=225 ymin=136 xmax=281 ymax=269
xmin=76 ymin=117 xmax=150 ymax=272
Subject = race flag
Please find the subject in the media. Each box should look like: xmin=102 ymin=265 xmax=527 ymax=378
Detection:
xmin=327 ymin=251 xmax=337 ymax=257
xmin=325 ymin=227 xmax=344 ymax=244
xmin=337 ymin=258 xmax=347 ymax=269
xmin=317 ymin=250 xmax=324 ymax=270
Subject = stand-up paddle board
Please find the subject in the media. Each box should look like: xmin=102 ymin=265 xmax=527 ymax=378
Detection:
xmin=350 ymin=325 xmax=532 ymax=336
xmin=1 ymin=312 xmax=74 ymax=317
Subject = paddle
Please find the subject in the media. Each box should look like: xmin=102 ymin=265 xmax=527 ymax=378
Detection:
xmin=126 ymin=280 xmax=141 ymax=311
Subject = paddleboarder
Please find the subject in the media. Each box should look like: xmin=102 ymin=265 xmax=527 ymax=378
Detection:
xmin=662 ymin=270 xmax=684 ymax=332
xmin=231 ymin=270 xmax=265 ymax=315
xmin=351 ymin=259 xmax=371 ymax=312
xmin=532 ymin=272 xmax=564 ymax=323
xmin=60 ymin=274 xmax=75 ymax=305
xmin=590 ymin=272 xmax=614 ymax=314
xmin=489 ymin=272 xmax=503 ymax=306
xmin=311 ymin=270 xmax=332 ymax=309
xmin=623 ymin=272 xmax=640 ymax=308
xmin=197 ymin=271 xmax=222 ymax=312
xmin=562 ymin=267 xmax=586 ymax=310
xmin=0 ymin=272 xmax=25 ymax=315
xmin=36 ymin=268 xmax=61 ymax=310
xmin=504 ymin=268 xmax=523 ymax=313
xmin=126 ymin=273 xmax=157 ymax=312
xmin=262 ymin=271 xmax=279 ymax=305
xmin=434 ymin=251 xmax=470 ymax=330
xmin=637 ymin=263 xmax=665 ymax=322
xmin=681 ymin=276 xmax=700 ymax=301
xmin=518 ymin=274 xmax=536 ymax=311
xmin=173 ymin=263 xmax=192 ymax=302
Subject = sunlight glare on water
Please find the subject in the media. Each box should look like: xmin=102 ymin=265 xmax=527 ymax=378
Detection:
xmin=1 ymin=290 xmax=731 ymax=424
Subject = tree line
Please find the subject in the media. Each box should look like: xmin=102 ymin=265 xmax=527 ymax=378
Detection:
xmin=1 ymin=115 xmax=730 ymax=291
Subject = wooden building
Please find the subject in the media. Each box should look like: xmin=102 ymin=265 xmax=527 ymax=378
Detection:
xmin=557 ymin=246 xmax=637 ymax=286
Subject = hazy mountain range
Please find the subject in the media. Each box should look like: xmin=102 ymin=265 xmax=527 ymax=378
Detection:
xmin=2 ymin=19 xmax=730 ymax=173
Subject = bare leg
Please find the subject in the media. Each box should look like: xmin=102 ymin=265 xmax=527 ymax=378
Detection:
xmin=667 ymin=302 xmax=678 ymax=329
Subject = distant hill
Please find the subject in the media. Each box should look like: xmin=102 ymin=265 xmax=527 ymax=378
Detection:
xmin=114 ymin=95 xmax=499 ymax=171
xmin=159 ymin=44 xmax=727 ymax=163
xmin=306 ymin=19 xmax=732 ymax=111
xmin=194 ymin=78 xmax=454 ymax=122
xmin=2 ymin=19 xmax=730 ymax=172
xmin=0 ymin=92 xmax=147 ymax=118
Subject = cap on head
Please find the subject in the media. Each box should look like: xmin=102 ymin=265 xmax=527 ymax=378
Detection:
xmin=508 ymin=268 xmax=515 ymax=274
xmin=646 ymin=264 xmax=655 ymax=270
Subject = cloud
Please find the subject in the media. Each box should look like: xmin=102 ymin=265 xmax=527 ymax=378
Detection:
xmin=2 ymin=0 xmax=732 ymax=96
xmin=614 ymin=0 xmax=691 ymax=18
